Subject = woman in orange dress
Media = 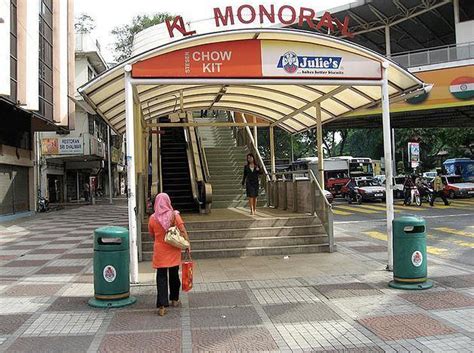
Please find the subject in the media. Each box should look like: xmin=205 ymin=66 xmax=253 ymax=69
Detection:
xmin=148 ymin=193 xmax=190 ymax=316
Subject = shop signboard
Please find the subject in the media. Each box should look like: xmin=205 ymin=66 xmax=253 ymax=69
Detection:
xmin=132 ymin=39 xmax=381 ymax=80
xmin=41 ymin=137 xmax=83 ymax=155
xmin=408 ymin=142 xmax=420 ymax=169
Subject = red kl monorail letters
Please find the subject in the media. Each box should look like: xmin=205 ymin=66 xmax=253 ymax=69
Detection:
xmin=166 ymin=4 xmax=353 ymax=39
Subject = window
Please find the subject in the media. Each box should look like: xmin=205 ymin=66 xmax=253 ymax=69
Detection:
xmin=459 ymin=0 xmax=474 ymax=22
xmin=9 ymin=0 xmax=17 ymax=103
xmin=38 ymin=0 xmax=53 ymax=120
xmin=88 ymin=114 xmax=95 ymax=135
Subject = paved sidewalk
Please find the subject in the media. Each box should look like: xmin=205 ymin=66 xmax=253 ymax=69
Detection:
xmin=1 ymin=205 xmax=473 ymax=352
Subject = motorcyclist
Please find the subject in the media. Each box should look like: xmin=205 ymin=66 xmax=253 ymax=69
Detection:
xmin=403 ymin=175 xmax=415 ymax=205
xmin=346 ymin=178 xmax=358 ymax=204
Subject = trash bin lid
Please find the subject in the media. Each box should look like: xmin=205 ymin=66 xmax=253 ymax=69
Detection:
xmin=94 ymin=226 xmax=129 ymax=251
xmin=393 ymin=215 xmax=425 ymax=226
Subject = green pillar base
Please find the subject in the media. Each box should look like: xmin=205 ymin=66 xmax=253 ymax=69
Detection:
xmin=88 ymin=296 xmax=137 ymax=308
xmin=389 ymin=280 xmax=433 ymax=290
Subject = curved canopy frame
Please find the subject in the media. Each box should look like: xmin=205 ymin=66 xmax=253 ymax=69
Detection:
xmin=78 ymin=28 xmax=427 ymax=135
xmin=78 ymin=27 xmax=430 ymax=283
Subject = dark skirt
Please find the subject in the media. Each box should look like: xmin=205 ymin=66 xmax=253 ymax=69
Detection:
xmin=246 ymin=183 xmax=259 ymax=198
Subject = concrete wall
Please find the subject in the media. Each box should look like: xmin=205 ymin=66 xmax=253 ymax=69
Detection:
xmin=455 ymin=20 xmax=474 ymax=44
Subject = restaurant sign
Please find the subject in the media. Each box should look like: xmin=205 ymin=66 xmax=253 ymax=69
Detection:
xmin=166 ymin=4 xmax=353 ymax=39
xmin=41 ymin=137 xmax=83 ymax=155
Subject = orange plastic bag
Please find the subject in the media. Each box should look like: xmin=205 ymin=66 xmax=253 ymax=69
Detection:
xmin=182 ymin=252 xmax=193 ymax=292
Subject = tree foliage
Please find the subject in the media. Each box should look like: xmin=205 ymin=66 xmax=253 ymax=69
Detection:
xmin=75 ymin=13 xmax=96 ymax=34
xmin=111 ymin=13 xmax=174 ymax=62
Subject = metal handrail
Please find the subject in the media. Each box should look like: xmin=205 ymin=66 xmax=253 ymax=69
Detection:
xmin=392 ymin=41 xmax=474 ymax=68
xmin=183 ymin=127 xmax=200 ymax=206
xmin=195 ymin=128 xmax=211 ymax=183
xmin=158 ymin=130 xmax=163 ymax=193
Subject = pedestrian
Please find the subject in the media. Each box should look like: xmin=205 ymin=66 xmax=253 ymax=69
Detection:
xmin=148 ymin=193 xmax=190 ymax=316
xmin=346 ymin=178 xmax=358 ymax=204
xmin=430 ymin=171 xmax=449 ymax=206
xmin=403 ymin=175 xmax=415 ymax=205
xmin=83 ymin=182 xmax=90 ymax=202
xmin=242 ymin=153 xmax=262 ymax=215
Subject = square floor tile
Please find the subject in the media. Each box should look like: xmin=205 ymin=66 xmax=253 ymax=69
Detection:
xmin=36 ymin=266 xmax=85 ymax=275
xmin=263 ymin=303 xmax=341 ymax=323
xmin=252 ymin=287 xmax=320 ymax=304
xmin=6 ymin=335 xmax=94 ymax=353
xmin=358 ymin=313 xmax=455 ymax=340
xmin=431 ymin=308 xmax=474 ymax=332
xmin=433 ymin=274 xmax=474 ymax=289
xmin=400 ymin=291 xmax=474 ymax=310
xmin=190 ymin=306 xmax=262 ymax=328
xmin=46 ymin=296 xmax=98 ymax=312
xmin=3 ymin=284 xmax=64 ymax=297
xmin=99 ymin=331 xmax=181 ymax=353
xmin=192 ymin=327 xmax=278 ymax=352
xmin=23 ymin=312 xmax=106 ymax=337
xmin=107 ymin=309 xmax=180 ymax=332
xmin=314 ymin=282 xmax=383 ymax=299
xmin=188 ymin=290 xmax=251 ymax=308
xmin=4 ymin=260 xmax=49 ymax=267
xmin=0 ymin=297 xmax=50 ymax=314
xmin=0 ymin=314 xmax=31 ymax=335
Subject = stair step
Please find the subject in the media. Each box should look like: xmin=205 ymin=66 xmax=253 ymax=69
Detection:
xmin=142 ymin=244 xmax=332 ymax=260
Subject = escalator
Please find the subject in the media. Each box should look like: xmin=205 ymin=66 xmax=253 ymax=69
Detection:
xmin=160 ymin=127 xmax=199 ymax=213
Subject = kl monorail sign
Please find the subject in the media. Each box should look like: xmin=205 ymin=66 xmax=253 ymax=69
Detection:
xmin=166 ymin=4 xmax=354 ymax=39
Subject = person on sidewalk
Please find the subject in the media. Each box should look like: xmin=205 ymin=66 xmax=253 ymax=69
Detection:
xmin=148 ymin=193 xmax=190 ymax=316
xmin=242 ymin=153 xmax=262 ymax=215
xmin=430 ymin=171 xmax=449 ymax=206
xmin=403 ymin=175 xmax=415 ymax=205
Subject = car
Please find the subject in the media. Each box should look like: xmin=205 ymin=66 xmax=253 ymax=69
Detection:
xmin=423 ymin=171 xmax=437 ymax=179
xmin=341 ymin=177 xmax=386 ymax=203
xmin=373 ymin=175 xmax=405 ymax=198
xmin=323 ymin=189 xmax=334 ymax=204
xmin=441 ymin=175 xmax=474 ymax=198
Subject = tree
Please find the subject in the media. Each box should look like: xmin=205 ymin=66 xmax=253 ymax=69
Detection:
xmin=111 ymin=13 xmax=174 ymax=62
xmin=75 ymin=13 xmax=96 ymax=34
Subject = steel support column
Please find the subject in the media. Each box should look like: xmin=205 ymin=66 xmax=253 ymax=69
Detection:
xmin=124 ymin=67 xmax=139 ymax=283
xmin=316 ymin=103 xmax=324 ymax=189
xmin=381 ymin=62 xmax=394 ymax=271
xmin=107 ymin=126 xmax=113 ymax=204
xmin=269 ymin=126 xmax=276 ymax=179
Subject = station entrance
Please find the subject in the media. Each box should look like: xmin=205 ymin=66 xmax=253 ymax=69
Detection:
xmin=79 ymin=28 xmax=429 ymax=282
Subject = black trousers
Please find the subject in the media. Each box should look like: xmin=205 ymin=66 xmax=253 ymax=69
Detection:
xmin=156 ymin=266 xmax=180 ymax=308
xmin=430 ymin=191 xmax=449 ymax=206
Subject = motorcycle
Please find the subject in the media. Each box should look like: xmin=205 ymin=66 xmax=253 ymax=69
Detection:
xmin=347 ymin=189 xmax=363 ymax=205
xmin=404 ymin=187 xmax=422 ymax=206
xmin=418 ymin=184 xmax=433 ymax=204
xmin=37 ymin=196 xmax=50 ymax=212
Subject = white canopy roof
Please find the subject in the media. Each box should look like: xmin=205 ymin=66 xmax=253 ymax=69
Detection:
xmin=78 ymin=28 xmax=427 ymax=134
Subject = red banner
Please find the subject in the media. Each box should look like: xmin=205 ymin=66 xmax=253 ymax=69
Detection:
xmin=132 ymin=40 xmax=262 ymax=78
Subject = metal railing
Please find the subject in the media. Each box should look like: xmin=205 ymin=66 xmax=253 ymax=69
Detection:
xmin=267 ymin=170 xmax=334 ymax=252
xmin=392 ymin=41 xmax=474 ymax=68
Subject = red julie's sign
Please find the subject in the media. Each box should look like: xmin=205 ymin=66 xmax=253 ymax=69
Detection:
xmin=166 ymin=4 xmax=353 ymax=39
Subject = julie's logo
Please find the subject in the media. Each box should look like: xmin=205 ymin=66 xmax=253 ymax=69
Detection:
xmin=277 ymin=52 xmax=343 ymax=73
xmin=280 ymin=51 xmax=299 ymax=73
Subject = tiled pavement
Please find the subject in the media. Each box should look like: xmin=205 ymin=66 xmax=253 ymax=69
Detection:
xmin=0 ymin=205 xmax=473 ymax=352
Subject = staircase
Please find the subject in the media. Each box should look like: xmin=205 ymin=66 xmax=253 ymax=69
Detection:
xmin=160 ymin=127 xmax=198 ymax=213
xmin=198 ymin=116 xmax=266 ymax=208
xmin=141 ymin=214 xmax=330 ymax=260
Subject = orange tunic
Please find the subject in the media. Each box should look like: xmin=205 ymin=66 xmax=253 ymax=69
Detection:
xmin=148 ymin=213 xmax=186 ymax=269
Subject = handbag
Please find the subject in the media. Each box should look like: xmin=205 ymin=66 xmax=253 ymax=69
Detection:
xmin=182 ymin=251 xmax=193 ymax=292
xmin=164 ymin=214 xmax=190 ymax=250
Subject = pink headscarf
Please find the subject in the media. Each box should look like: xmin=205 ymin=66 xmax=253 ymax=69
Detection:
xmin=153 ymin=193 xmax=178 ymax=231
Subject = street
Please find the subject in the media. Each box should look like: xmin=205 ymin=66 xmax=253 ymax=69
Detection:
xmin=333 ymin=197 xmax=474 ymax=266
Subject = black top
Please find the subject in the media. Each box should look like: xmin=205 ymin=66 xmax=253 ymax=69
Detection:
xmin=242 ymin=164 xmax=261 ymax=186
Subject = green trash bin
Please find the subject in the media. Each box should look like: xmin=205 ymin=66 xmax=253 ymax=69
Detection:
xmin=389 ymin=215 xmax=433 ymax=290
xmin=88 ymin=226 xmax=137 ymax=308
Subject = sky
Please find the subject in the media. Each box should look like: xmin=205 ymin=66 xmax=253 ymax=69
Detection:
xmin=74 ymin=0 xmax=355 ymax=62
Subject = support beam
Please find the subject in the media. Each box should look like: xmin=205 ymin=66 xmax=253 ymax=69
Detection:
xmin=148 ymin=122 xmax=270 ymax=128
xmin=107 ymin=126 xmax=113 ymax=204
xmin=253 ymin=116 xmax=258 ymax=147
xmin=269 ymin=126 xmax=276 ymax=179
xmin=124 ymin=67 xmax=139 ymax=284
xmin=151 ymin=119 xmax=159 ymax=197
xmin=315 ymin=103 xmax=324 ymax=189
xmin=271 ymin=86 xmax=348 ymax=127
xmin=385 ymin=26 xmax=391 ymax=57
xmin=381 ymin=62 xmax=394 ymax=271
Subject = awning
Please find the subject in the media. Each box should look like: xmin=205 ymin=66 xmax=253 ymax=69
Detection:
xmin=78 ymin=28 xmax=427 ymax=134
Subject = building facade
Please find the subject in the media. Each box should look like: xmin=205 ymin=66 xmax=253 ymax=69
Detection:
xmin=38 ymin=33 xmax=124 ymax=203
xmin=0 ymin=0 xmax=75 ymax=217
